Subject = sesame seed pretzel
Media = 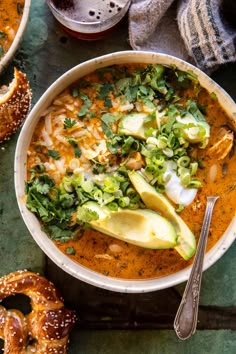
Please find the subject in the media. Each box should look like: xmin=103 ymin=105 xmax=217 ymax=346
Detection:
xmin=0 ymin=270 xmax=76 ymax=354
xmin=0 ymin=68 xmax=32 ymax=143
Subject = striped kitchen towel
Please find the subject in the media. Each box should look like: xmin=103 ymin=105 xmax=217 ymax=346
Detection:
xmin=129 ymin=0 xmax=236 ymax=73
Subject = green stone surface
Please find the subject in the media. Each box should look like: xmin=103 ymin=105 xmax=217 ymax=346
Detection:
xmin=0 ymin=0 xmax=236 ymax=352
xmin=67 ymin=329 xmax=236 ymax=354
xmin=176 ymin=241 xmax=236 ymax=306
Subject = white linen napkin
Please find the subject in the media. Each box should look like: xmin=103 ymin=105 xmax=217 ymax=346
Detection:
xmin=129 ymin=0 xmax=236 ymax=73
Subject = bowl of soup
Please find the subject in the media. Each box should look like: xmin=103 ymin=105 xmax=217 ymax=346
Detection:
xmin=0 ymin=0 xmax=31 ymax=73
xmin=15 ymin=51 xmax=236 ymax=293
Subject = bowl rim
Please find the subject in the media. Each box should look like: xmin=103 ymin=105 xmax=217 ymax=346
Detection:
xmin=0 ymin=0 xmax=31 ymax=74
xmin=15 ymin=50 xmax=236 ymax=293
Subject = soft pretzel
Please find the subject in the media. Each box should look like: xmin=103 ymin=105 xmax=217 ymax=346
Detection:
xmin=0 ymin=306 xmax=27 ymax=353
xmin=0 ymin=68 xmax=32 ymax=143
xmin=0 ymin=270 xmax=76 ymax=354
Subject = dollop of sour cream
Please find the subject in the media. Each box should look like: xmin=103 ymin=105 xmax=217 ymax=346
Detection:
xmin=163 ymin=169 xmax=197 ymax=206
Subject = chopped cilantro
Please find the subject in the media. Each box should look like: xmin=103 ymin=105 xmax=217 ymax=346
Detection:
xmin=101 ymin=113 xmax=121 ymax=125
xmin=92 ymin=162 xmax=106 ymax=175
xmin=67 ymin=137 xmax=77 ymax=147
xmin=67 ymin=137 xmax=82 ymax=158
xmin=210 ymin=92 xmax=218 ymax=100
xmin=71 ymin=88 xmax=79 ymax=97
xmin=47 ymin=149 xmax=61 ymax=160
xmin=79 ymin=93 xmax=92 ymax=107
xmin=0 ymin=45 xmax=3 ymax=58
xmin=77 ymin=105 xmax=88 ymax=118
xmin=66 ymin=247 xmax=76 ymax=255
xmin=74 ymin=146 xmax=82 ymax=158
xmin=186 ymin=100 xmax=205 ymax=122
xmin=104 ymin=97 xmax=112 ymax=108
xmin=44 ymin=225 xmax=75 ymax=243
xmin=77 ymin=206 xmax=99 ymax=223
xmin=0 ymin=32 xmax=6 ymax=39
xmin=30 ymin=164 xmax=45 ymax=174
xmin=97 ymin=83 xmax=113 ymax=99
xmin=64 ymin=118 xmax=77 ymax=129
xmin=101 ymin=122 xmax=113 ymax=139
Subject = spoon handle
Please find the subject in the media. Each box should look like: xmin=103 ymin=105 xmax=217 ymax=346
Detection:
xmin=174 ymin=196 xmax=219 ymax=340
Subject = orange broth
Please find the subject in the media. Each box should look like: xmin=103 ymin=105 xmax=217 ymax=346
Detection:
xmin=0 ymin=0 xmax=24 ymax=58
xmin=27 ymin=64 xmax=236 ymax=280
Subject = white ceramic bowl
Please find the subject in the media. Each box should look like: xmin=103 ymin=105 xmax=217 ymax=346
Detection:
xmin=0 ymin=0 xmax=31 ymax=73
xmin=15 ymin=51 xmax=236 ymax=293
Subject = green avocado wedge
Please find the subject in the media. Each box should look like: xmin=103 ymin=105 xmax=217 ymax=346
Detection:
xmin=118 ymin=113 xmax=153 ymax=140
xmin=128 ymin=171 xmax=196 ymax=260
xmin=81 ymin=201 xmax=177 ymax=249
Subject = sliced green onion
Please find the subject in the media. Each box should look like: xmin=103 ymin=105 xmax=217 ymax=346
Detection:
xmin=157 ymin=136 xmax=168 ymax=149
xmin=114 ymin=190 xmax=123 ymax=198
xmin=163 ymin=148 xmax=174 ymax=157
xmin=102 ymin=192 xmax=115 ymax=205
xmin=174 ymin=148 xmax=186 ymax=157
xmin=128 ymin=202 xmax=140 ymax=210
xmin=94 ymin=189 xmax=103 ymax=204
xmin=107 ymin=202 xmax=119 ymax=211
xmin=113 ymin=172 xmax=127 ymax=182
xmin=167 ymin=133 xmax=176 ymax=148
xmin=103 ymin=176 xmax=120 ymax=193
xmin=179 ymin=167 xmax=191 ymax=186
xmin=71 ymin=173 xmax=84 ymax=188
xmin=177 ymin=156 xmax=190 ymax=168
xmin=187 ymin=179 xmax=202 ymax=188
xmin=190 ymin=162 xmax=198 ymax=176
xmin=62 ymin=176 xmax=73 ymax=193
xmin=126 ymin=187 xmax=137 ymax=198
xmin=81 ymin=180 xmax=94 ymax=193
xmin=176 ymin=204 xmax=184 ymax=213
xmin=118 ymin=196 xmax=130 ymax=208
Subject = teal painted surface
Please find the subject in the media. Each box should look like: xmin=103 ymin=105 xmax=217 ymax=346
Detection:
xmin=68 ymin=329 xmax=236 ymax=354
xmin=0 ymin=132 xmax=45 ymax=276
xmin=176 ymin=241 xmax=236 ymax=306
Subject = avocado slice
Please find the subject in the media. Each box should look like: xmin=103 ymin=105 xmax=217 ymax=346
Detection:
xmin=128 ymin=171 xmax=196 ymax=260
xmin=82 ymin=201 xmax=177 ymax=249
xmin=118 ymin=113 xmax=152 ymax=140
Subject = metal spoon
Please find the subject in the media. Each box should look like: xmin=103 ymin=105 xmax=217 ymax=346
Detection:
xmin=174 ymin=196 xmax=219 ymax=340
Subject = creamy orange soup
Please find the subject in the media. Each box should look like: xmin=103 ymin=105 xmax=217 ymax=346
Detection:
xmin=0 ymin=0 xmax=24 ymax=59
xmin=26 ymin=64 xmax=236 ymax=279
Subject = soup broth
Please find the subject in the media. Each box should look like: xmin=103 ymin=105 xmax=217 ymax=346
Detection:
xmin=0 ymin=0 xmax=24 ymax=59
xmin=26 ymin=63 xmax=236 ymax=279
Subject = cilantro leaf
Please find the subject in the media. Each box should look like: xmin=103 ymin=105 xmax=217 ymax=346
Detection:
xmin=101 ymin=113 xmax=121 ymax=125
xmin=77 ymin=206 xmax=99 ymax=223
xmin=47 ymin=149 xmax=61 ymax=160
xmin=64 ymin=118 xmax=77 ymax=129
xmin=97 ymin=83 xmax=113 ymax=99
xmin=77 ymin=104 xmax=88 ymax=118
xmin=67 ymin=137 xmax=82 ymax=158
xmin=186 ymin=100 xmax=205 ymax=122
xmin=74 ymin=146 xmax=82 ymax=158
xmin=101 ymin=122 xmax=113 ymax=139
xmin=66 ymin=247 xmax=76 ymax=255
xmin=67 ymin=137 xmax=77 ymax=147
xmin=79 ymin=93 xmax=92 ymax=107
xmin=44 ymin=225 xmax=75 ymax=243
xmin=104 ymin=97 xmax=112 ymax=108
